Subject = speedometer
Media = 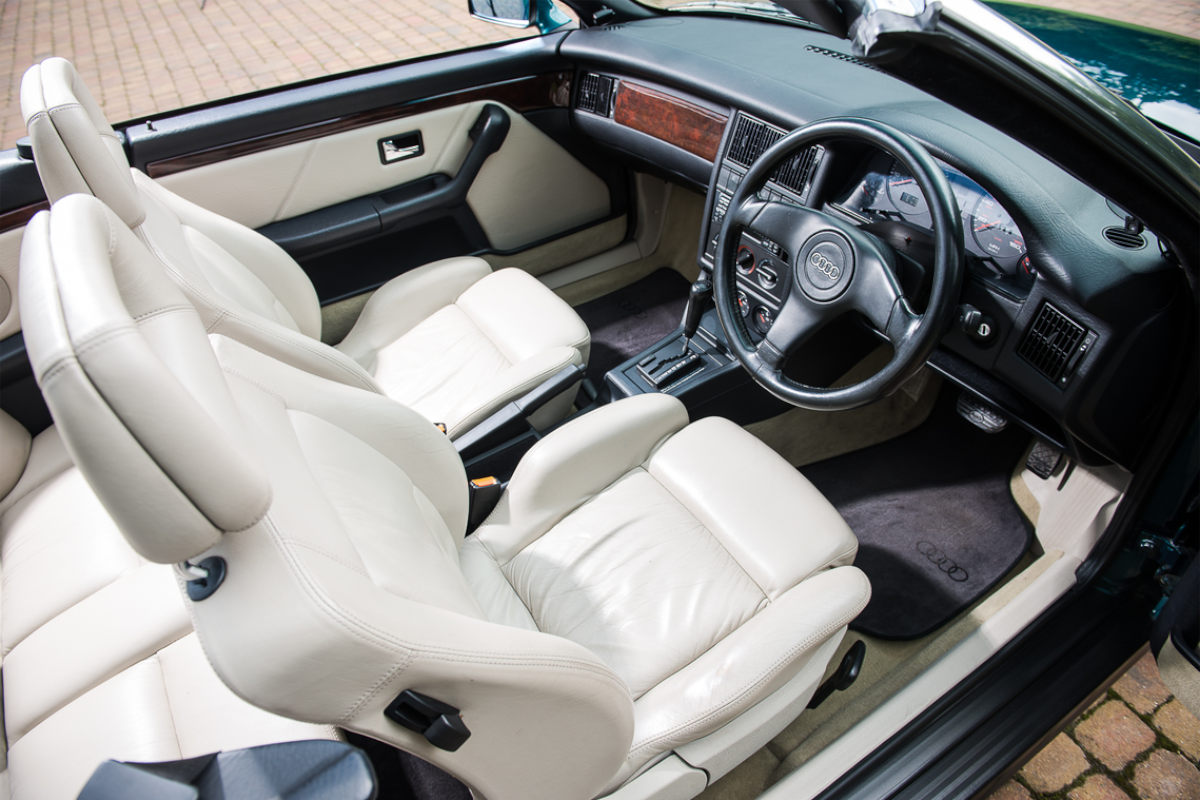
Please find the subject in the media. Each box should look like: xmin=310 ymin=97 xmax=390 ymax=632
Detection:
xmin=970 ymin=195 xmax=1026 ymax=260
xmin=886 ymin=163 xmax=928 ymax=220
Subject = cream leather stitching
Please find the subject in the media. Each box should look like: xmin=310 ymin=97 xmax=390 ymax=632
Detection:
xmin=282 ymin=539 xmax=370 ymax=579
xmin=220 ymin=365 xmax=288 ymax=408
xmin=132 ymin=304 xmax=195 ymax=323
xmin=337 ymin=652 xmax=414 ymax=724
xmin=626 ymin=573 xmax=870 ymax=757
xmin=263 ymin=513 xmax=623 ymax=681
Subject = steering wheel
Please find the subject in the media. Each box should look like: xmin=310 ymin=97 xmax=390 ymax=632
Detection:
xmin=714 ymin=118 xmax=963 ymax=411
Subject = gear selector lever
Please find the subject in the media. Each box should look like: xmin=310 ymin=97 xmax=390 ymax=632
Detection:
xmin=682 ymin=277 xmax=713 ymax=352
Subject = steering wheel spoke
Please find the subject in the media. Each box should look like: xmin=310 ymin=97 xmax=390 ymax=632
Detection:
xmin=713 ymin=117 xmax=962 ymax=411
xmin=761 ymin=297 xmax=827 ymax=366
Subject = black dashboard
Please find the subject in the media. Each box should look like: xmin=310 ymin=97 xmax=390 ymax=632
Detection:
xmin=562 ymin=17 xmax=1188 ymax=470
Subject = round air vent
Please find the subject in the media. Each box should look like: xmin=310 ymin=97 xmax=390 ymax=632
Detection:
xmin=1103 ymin=226 xmax=1146 ymax=250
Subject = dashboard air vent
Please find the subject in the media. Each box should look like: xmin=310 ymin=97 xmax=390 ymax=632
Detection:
xmin=1018 ymin=303 xmax=1086 ymax=384
xmin=1103 ymin=226 xmax=1146 ymax=250
xmin=577 ymin=73 xmax=615 ymax=116
xmin=727 ymin=115 xmax=782 ymax=169
xmin=804 ymin=45 xmax=882 ymax=72
xmin=726 ymin=114 xmax=821 ymax=200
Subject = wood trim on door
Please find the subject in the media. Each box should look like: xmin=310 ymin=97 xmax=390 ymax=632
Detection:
xmin=145 ymin=72 xmax=572 ymax=178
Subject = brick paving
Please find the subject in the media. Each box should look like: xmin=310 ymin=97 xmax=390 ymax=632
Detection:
xmin=0 ymin=0 xmax=534 ymax=151
xmin=993 ymin=652 xmax=1200 ymax=800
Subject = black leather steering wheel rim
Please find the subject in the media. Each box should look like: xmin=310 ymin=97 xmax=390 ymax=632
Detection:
xmin=714 ymin=117 xmax=963 ymax=411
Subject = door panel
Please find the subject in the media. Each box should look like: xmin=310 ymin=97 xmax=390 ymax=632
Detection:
xmin=156 ymin=100 xmax=612 ymax=254
xmin=155 ymin=104 xmax=481 ymax=230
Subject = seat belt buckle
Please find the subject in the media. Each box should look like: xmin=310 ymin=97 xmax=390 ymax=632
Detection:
xmin=467 ymin=476 xmax=503 ymax=533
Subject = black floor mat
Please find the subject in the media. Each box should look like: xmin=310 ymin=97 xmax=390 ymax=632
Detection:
xmin=345 ymin=732 xmax=471 ymax=800
xmin=800 ymin=390 xmax=1033 ymax=640
xmin=574 ymin=268 xmax=691 ymax=382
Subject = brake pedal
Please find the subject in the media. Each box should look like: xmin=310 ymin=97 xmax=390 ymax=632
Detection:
xmin=956 ymin=392 xmax=1008 ymax=433
xmin=807 ymin=640 xmax=866 ymax=710
xmin=1026 ymin=440 xmax=1064 ymax=479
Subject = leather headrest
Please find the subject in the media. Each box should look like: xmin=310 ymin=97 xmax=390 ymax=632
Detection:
xmin=18 ymin=194 xmax=271 ymax=564
xmin=21 ymin=58 xmax=145 ymax=228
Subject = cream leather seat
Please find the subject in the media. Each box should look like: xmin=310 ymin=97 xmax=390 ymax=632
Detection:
xmin=0 ymin=411 xmax=337 ymax=800
xmin=20 ymin=57 xmax=590 ymax=439
xmin=19 ymin=193 xmax=871 ymax=800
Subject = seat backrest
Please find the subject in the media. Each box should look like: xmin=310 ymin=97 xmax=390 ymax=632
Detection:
xmin=19 ymin=193 xmax=634 ymax=800
xmin=21 ymin=58 xmax=382 ymax=394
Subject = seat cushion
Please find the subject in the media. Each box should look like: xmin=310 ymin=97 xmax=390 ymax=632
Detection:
xmin=339 ymin=262 xmax=590 ymax=437
xmin=462 ymin=397 xmax=871 ymax=788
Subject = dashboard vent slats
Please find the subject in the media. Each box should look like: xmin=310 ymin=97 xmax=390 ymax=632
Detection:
xmin=727 ymin=114 xmax=822 ymax=200
xmin=804 ymin=45 xmax=883 ymax=72
xmin=577 ymin=73 xmax=615 ymax=116
xmin=1103 ymin=226 xmax=1146 ymax=249
xmin=1018 ymin=303 xmax=1086 ymax=384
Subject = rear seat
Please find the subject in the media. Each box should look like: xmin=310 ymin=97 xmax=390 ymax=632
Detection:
xmin=0 ymin=410 xmax=338 ymax=800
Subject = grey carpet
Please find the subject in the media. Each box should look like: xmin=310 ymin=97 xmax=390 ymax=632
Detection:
xmin=800 ymin=391 xmax=1033 ymax=640
xmin=574 ymin=268 xmax=691 ymax=381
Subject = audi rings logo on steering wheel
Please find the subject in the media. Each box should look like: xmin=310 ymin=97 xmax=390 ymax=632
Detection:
xmin=915 ymin=541 xmax=969 ymax=582
xmin=809 ymin=251 xmax=841 ymax=279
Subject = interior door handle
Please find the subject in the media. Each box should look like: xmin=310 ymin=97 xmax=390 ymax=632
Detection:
xmin=373 ymin=104 xmax=511 ymax=232
xmin=378 ymin=132 xmax=424 ymax=164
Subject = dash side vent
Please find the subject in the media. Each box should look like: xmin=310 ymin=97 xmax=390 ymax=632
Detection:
xmin=1103 ymin=226 xmax=1146 ymax=249
xmin=1018 ymin=303 xmax=1086 ymax=384
xmin=577 ymin=73 xmax=615 ymax=116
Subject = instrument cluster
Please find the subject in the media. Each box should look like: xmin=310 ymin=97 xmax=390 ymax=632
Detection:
xmin=840 ymin=152 xmax=1037 ymax=292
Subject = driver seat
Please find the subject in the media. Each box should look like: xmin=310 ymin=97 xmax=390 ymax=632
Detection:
xmin=19 ymin=193 xmax=871 ymax=799
xmin=20 ymin=57 xmax=590 ymax=439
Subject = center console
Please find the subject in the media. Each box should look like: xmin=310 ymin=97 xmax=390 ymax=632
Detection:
xmin=605 ymin=111 xmax=833 ymax=422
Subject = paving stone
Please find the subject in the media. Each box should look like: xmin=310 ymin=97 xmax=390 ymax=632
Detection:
xmin=1154 ymin=699 xmax=1200 ymax=762
xmin=1075 ymin=701 xmax=1157 ymax=771
xmin=1019 ymin=733 xmax=1090 ymax=793
xmin=1133 ymin=750 xmax=1200 ymax=800
xmin=990 ymin=780 xmax=1032 ymax=800
xmin=1068 ymin=774 xmax=1131 ymax=800
xmin=1113 ymin=652 xmax=1173 ymax=715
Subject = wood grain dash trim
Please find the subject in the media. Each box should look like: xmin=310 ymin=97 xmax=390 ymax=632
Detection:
xmin=146 ymin=72 xmax=572 ymax=179
xmin=612 ymin=82 xmax=727 ymax=162
xmin=0 ymin=201 xmax=49 ymax=234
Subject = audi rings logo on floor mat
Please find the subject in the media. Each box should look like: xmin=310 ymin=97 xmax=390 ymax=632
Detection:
xmin=916 ymin=542 xmax=969 ymax=582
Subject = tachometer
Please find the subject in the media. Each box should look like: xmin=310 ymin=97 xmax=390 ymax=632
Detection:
xmin=970 ymin=195 xmax=1026 ymax=260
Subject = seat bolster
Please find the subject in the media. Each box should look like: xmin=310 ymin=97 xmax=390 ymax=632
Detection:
xmin=133 ymin=172 xmax=323 ymax=341
xmin=336 ymin=257 xmax=493 ymax=368
xmin=0 ymin=425 xmax=70 ymax=518
xmin=647 ymin=417 xmax=859 ymax=598
xmin=459 ymin=538 xmax=540 ymax=631
xmin=211 ymin=334 xmax=470 ymax=540
xmin=609 ymin=566 xmax=871 ymax=790
xmin=472 ymin=393 xmax=689 ymax=561
xmin=442 ymin=346 xmax=584 ymax=439
xmin=0 ymin=410 xmax=31 ymax=500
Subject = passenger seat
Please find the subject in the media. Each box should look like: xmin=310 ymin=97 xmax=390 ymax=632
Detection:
xmin=20 ymin=58 xmax=591 ymax=439
xmin=0 ymin=410 xmax=337 ymax=800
